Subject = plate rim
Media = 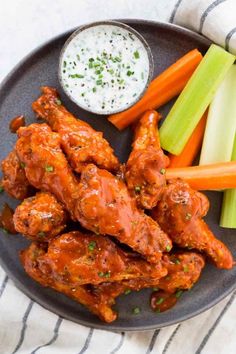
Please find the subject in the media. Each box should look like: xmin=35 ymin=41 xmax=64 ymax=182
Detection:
xmin=0 ymin=19 xmax=234 ymax=332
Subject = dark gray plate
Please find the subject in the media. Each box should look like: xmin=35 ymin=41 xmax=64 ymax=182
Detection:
xmin=0 ymin=20 xmax=235 ymax=331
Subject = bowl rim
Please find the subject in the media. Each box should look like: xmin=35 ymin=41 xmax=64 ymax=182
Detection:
xmin=58 ymin=20 xmax=154 ymax=115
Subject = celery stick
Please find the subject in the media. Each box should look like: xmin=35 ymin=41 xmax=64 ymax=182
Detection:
xmin=220 ymin=134 xmax=236 ymax=228
xmin=159 ymin=44 xmax=235 ymax=155
xmin=200 ymin=65 xmax=236 ymax=165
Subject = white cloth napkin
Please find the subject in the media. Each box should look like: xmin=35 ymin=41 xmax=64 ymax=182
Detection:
xmin=172 ymin=0 xmax=236 ymax=54
xmin=1 ymin=1 xmax=236 ymax=354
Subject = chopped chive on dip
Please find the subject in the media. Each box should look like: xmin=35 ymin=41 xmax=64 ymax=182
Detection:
xmin=60 ymin=24 xmax=150 ymax=114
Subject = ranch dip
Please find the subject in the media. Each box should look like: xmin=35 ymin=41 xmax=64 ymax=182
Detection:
xmin=59 ymin=22 xmax=153 ymax=114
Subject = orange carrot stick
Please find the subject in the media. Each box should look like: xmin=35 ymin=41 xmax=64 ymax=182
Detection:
xmin=168 ymin=111 xmax=208 ymax=168
xmin=166 ymin=161 xmax=236 ymax=190
xmin=108 ymin=49 xmax=203 ymax=130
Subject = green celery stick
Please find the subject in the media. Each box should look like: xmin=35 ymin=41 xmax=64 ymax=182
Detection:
xmin=220 ymin=134 xmax=236 ymax=228
xmin=200 ymin=65 xmax=236 ymax=165
xmin=159 ymin=44 xmax=235 ymax=155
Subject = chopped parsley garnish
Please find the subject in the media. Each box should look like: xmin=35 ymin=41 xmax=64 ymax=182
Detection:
xmin=98 ymin=271 xmax=110 ymax=278
xmin=185 ymin=213 xmax=192 ymax=220
xmin=132 ymin=307 xmax=141 ymax=315
xmin=160 ymin=168 xmax=166 ymax=175
xmin=134 ymin=185 xmax=141 ymax=193
xmin=55 ymin=98 xmax=62 ymax=105
xmin=0 ymin=186 xmax=4 ymax=193
xmin=20 ymin=162 xmax=25 ymax=169
xmin=134 ymin=50 xmax=140 ymax=59
xmin=183 ymin=265 xmax=189 ymax=272
xmin=156 ymin=297 xmax=164 ymax=305
xmin=173 ymin=259 xmax=181 ymax=265
xmin=88 ymin=241 xmax=96 ymax=251
xmin=45 ymin=165 xmax=54 ymax=172
xmin=166 ymin=245 xmax=171 ymax=252
xmin=38 ymin=231 xmax=46 ymax=238
xmin=0 ymin=228 xmax=8 ymax=234
xmin=175 ymin=290 xmax=183 ymax=298
xmin=124 ymin=289 xmax=131 ymax=295
xmin=152 ymin=287 xmax=159 ymax=291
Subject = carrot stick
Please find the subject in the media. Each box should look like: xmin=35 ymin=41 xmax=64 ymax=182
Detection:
xmin=168 ymin=111 xmax=208 ymax=168
xmin=166 ymin=161 xmax=236 ymax=190
xmin=108 ymin=49 xmax=203 ymax=130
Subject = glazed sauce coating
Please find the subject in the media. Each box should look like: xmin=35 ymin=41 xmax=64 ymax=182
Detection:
xmin=125 ymin=110 xmax=169 ymax=209
xmin=9 ymin=115 xmax=25 ymax=133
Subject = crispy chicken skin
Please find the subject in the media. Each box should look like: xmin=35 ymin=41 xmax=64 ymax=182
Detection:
xmin=76 ymin=164 xmax=172 ymax=263
xmin=31 ymin=231 xmax=167 ymax=286
xmin=32 ymin=86 xmax=119 ymax=173
xmin=1 ymin=150 xmax=32 ymax=200
xmin=20 ymin=242 xmax=117 ymax=323
xmin=151 ymin=179 xmax=233 ymax=269
xmin=125 ymin=111 xmax=169 ymax=209
xmin=13 ymin=192 xmax=67 ymax=241
xmin=15 ymin=123 xmax=80 ymax=221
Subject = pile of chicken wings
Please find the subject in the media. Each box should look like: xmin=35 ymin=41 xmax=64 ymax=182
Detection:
xmin=1 ymin=87 xmax=233 ymax=322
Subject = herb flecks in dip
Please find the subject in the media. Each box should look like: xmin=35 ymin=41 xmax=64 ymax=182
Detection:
xmin=60 ymin=24 xmax=151 ymax=114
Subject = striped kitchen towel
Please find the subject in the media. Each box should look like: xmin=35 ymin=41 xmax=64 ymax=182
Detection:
xmin=1 ymin=0 xmax=236 ymax=354
xmin=171 ymin=0 xmax=236 ymax=54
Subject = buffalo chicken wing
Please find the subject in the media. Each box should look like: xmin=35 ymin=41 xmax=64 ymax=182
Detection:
xmin=32 ymin=87 xmax=119 ymax=173
xmin=15 ymin=123 xmax=80 ymax=221
xmin=13 ymin=192 xmax=67 ymax=241
xmin=1 ymin=150 xmax=32 ymax=199
xmin=30 ymin=231 xmax=167 ymax=286
xmin=125 ymin=110 xmax=169 ymax=209
xmin=152 ymin=179 xmax=233 ymax=269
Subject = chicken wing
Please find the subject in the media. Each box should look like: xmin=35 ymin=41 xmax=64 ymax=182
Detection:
xmin=13 ymin=192 xmax=67 ymax=241
xmin=76 ymin=164 xmax=172 ymax=263
xmin=1 ymin=150 xmax=32 ymax=199
xmin=31 ymin=231 xmax=167 ymax=286
xmin=90 ymin=251 xmax=205 ymax=314
xmin=151 ymin=179 xmax=233 ymax=269
xmin=125 ymin=110 xmax=169 ymax=209
xmin=32 ymin=86 xmax=119 ymax=173
xmin=20 ymin=242 xmax=117 ymax=323
xmin=15 ymin=123 xmax=80 ymax=220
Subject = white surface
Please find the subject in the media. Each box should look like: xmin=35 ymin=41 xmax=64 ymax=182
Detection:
xmin=0 ymin=1 xmax=236 ymax=354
